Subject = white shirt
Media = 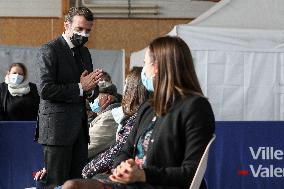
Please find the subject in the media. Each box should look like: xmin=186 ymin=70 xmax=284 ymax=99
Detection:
xmin=62 ymin=33 xmax=84 ymax=96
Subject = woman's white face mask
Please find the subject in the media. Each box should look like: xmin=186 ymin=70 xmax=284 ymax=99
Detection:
xmin=9 ymin=74 xmax=24 ymax=85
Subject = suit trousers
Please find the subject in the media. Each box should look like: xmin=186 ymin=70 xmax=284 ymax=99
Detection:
xmin=42 ymin=126 xmax=88 ymax=189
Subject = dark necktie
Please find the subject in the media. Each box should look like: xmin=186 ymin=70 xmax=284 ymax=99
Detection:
xmin=72 ymin=47 xmax=84 ymax=73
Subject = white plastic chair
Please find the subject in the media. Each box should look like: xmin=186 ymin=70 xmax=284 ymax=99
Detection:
xmin=189 ymin=134 xmax=216 ymax=189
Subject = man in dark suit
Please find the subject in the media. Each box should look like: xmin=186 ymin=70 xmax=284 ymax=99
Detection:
xmin=36 ymin=7 xmax=102 ymax=189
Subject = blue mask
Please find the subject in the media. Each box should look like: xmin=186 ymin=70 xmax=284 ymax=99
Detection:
xmin=90 ymin=99 xmax=101 ymax=113
xmin=9 ymin=74 xmax=24 ymax=85
xmin=141 ymin=66 xmax=154 ymax=92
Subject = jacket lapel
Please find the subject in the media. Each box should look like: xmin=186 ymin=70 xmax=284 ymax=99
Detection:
xmin=58 ymin=36 xmax=82 ymax=77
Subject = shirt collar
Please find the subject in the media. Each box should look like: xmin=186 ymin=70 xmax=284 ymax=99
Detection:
xmin=62 ymin=33 xmax=75 ymax=49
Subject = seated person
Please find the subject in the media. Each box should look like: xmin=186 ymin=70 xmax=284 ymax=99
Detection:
xmin=0 ymin=62 xmax=39 ymax=120
xmin=82 ymin=66 xmax=148 ymax=178
xmin=60 ymin=36 xmax=215 ymax=189
xmin=99 ymin=70 xmax=123 ymax=103
xmin=86 ymin=71 xmax=122 ymax=123
xmin=88 ymin=80 xmax=121 ymax=159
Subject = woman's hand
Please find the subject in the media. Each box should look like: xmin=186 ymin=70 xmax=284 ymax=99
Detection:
xmin=109 ymin=159 xmax=146 ymax=184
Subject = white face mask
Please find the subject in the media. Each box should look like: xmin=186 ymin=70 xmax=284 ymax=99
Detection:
xmin=111 ymin=106 xmax=124 ymax=124
xmin=9 ymin=74 xmax=24 ymax=85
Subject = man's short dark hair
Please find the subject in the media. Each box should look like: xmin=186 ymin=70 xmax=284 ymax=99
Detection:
xmin=99 ymin=82 xmax=117 ymax=96
xmin=65 ymin=7 xmax=94 ymax=23
xmin=100 ymin=71 xmax=112 ymax=82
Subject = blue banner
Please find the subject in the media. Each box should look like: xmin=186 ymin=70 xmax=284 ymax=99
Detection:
xmin=0 ymin=121 xmax=43 ymax=189
xmin=206 ymin=121 xmax=284 ymax=189
xmin=1 ymin=121 xmax=284 ymax=189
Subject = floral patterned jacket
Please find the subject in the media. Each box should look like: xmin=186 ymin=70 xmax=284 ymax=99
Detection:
xmin=82 ymin=113 xmax=138 ymax=178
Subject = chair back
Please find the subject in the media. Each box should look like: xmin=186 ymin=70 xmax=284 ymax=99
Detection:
xmin=189 ymin=134 xmax=216 ymax=189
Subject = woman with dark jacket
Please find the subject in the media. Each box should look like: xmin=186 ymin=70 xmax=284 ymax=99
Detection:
xmin=0 ymin=63 xmax=40 ymax=121
xmin=61 ymin=36 xmax=215 ymax=189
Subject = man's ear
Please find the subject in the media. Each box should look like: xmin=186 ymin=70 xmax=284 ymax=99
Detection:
xmin=63 ymin=21 xmax=70 ymax=31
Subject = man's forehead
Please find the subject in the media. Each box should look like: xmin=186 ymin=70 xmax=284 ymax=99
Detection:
xmin=71 ymin=16 xmax=93 ymax=26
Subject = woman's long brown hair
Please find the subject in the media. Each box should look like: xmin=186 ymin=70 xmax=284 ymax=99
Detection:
xmin=149 ymin=36 xmax=203 ymax=116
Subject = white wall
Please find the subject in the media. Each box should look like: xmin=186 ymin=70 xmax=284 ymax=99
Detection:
xmin=0 ymin=0 xmax=61 ymax=17
xmin=82 ymin=0 xmax=216 ymax=18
